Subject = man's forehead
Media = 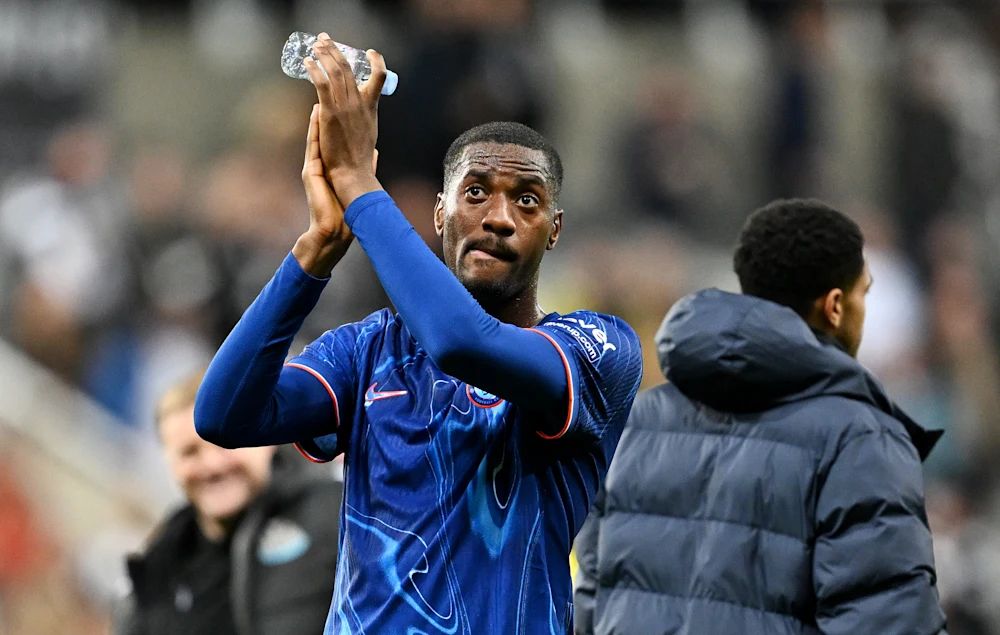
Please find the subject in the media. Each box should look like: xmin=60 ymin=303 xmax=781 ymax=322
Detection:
xmin=456 ymin=142 xmax=550 ymax=177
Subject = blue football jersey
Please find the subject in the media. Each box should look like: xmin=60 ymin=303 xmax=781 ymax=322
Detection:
xmin=286 ymin=308 xmax=641 ymax=634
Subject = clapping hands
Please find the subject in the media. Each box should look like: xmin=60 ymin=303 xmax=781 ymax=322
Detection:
xmin=293 ymin=34 xmax=385 ymax=277
xmin=304 ymin=32 xmax=385 ymax=208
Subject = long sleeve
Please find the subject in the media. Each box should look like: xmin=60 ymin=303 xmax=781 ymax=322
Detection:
xmin=813 ymin=430 xmax=947 ymax=634
xmin=194 ymin=253 xmax=343 ymax=448
xmin=197 ymin=189 xmax=641 ymax=449
xmin=344 ymin=190 xmax=571 ymax=427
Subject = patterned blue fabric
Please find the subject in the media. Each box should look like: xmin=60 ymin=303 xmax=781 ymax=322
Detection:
xmin=196 ymin=187 xmax=643 ymax=633
xmin=288 ymin=308 xmax=641 ymax=634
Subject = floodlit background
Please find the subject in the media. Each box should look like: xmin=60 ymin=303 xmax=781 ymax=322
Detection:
xmin=1 ymin=0 xmax=999 ymax=632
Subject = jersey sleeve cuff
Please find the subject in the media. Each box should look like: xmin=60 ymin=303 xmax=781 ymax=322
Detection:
xmin=344 ymin=190 xmax=393 ymax=226
xmin=528 ymin=327 xmax=577 ymax=440
xmin=284 ymin=360 xmax=342 ymax=461
xmin=280 ymin=250 xmax=333 ymax=283
xmin=293 ymin=439 xmax=335 ymax=463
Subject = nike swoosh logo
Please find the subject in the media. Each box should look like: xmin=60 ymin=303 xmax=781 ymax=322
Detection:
xmin=364 ymin=382 xmax=408 ymax=407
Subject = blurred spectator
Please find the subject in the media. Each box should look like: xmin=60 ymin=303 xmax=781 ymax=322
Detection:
xmin=599 ymin=0 xmax=682 ymax=18
xmin=764 ymin=1 xmax=830 ymax=200
xmin=543 ymin=223 xmax=699 ymax=388
xmin=615 ymin=70 xmax=731 ymax=242
xmin=376 ymin=0 xmax=547 ymax=186
xmin=82 ymin=141 xmax=219 ymax=427
xmin=114 ymin=371 xmax=343 ymax=635
xmin=925 ymin=218 xmax=1000 ymax=480
xmin=889 ymin=41 xmax=959 ymax=277
xmin=927 ymin=477 xmax=1000 ymax=635
xmin=195 ymin=79 xmax=389 ymax=341
xmin=0 ymin=0 xmax=113 ymax=182
xmin=386 ymin=175 xmax=444 ymax=255
xmin=0 ymin=122 xmax=128 ymax=382
xmin=851 ymin=203 xmax=927 ymax=386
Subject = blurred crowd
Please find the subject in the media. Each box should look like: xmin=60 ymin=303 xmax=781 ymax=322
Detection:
xmin=2 ymin=0 xmax=1000 ymax=632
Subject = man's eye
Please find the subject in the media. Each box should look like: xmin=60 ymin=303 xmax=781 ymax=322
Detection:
xmin=518 ymin=194 xmax=539 ymax=206
xmin=466 ymin=185 xmax=486 ymax=197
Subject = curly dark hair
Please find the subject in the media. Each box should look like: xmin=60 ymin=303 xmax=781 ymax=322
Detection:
xmin=733 ymin=199 xmax=865 ymax=317
xmin=442 ymin=121 xmax=563 ymax=204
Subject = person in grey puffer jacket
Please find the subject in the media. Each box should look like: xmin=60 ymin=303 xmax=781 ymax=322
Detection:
xmin=574 ymin=199 xmax=947 ymax=635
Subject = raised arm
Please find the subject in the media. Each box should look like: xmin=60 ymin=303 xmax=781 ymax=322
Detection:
xmin=342 ymin=191 xmax=571 ymax=414
xmin=302 ymin=36 xmax=571 ymax=425
xmin=194 ymin=108 xmax=357 ymax=448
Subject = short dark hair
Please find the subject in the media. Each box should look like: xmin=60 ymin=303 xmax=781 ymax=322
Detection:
xmin=733 ymin=199 xmax=865 ymax=317
xmin=442 ymin=121 xmax=563 ymax=203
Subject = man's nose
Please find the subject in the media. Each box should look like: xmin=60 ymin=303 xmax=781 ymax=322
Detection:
xmin=482 ymin=198 xmax=516 ymax=236
xmin=200 ymin=445 xmax=234 ymax=473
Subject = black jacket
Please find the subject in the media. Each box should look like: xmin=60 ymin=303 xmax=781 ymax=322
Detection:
xmin=574 ymin=290 xmax=946 ymax=635
xmin=116 ymin=451 xmax=342 ymax=635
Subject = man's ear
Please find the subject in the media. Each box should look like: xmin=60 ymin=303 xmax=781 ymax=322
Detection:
xmin=818 ymin=288 xmax=844 ymax=329
xmin=434 ymin=193 xmax=445 ymax=237
xmin=547 ymin=209 xmax=563 ymax=250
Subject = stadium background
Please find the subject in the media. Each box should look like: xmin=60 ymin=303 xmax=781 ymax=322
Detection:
xmin=1 ymin=0 xmax=999 ymax=632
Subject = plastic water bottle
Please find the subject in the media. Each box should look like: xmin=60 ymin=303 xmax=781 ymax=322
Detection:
xmin=281 ymin=31 xmax=398 ymax=96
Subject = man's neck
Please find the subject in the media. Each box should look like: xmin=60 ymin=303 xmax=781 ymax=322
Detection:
xmin=197 ymin=514 xmax=234 ymax=543
xmin=808 ymin=325 xmax=849 ymax=354
xmin=479 ymin=289 xmax=545 ymax=328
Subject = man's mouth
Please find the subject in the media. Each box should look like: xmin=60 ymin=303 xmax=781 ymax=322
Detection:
xmin=465 ymin=241 xmax=516 ymax=262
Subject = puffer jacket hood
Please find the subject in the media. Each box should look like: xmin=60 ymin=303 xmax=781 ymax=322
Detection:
xmin=657 ymin=288 xmax=942 ymax=460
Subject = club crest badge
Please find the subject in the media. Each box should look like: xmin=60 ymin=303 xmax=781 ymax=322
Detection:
xmin=466 ymin=385 xmax=504 ymax=408
xmin=257 ymin=518 xmax=311 ymax=566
